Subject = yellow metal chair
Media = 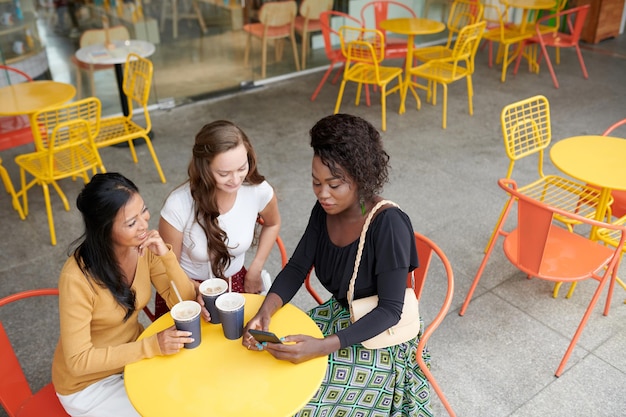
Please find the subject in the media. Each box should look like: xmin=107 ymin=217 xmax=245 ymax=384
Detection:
xmin=484 ymin=95 xmax=607 ymax=253
xmin=0 ymin=157 xmax=25 ymax=219
xmin=482 ymin=3 xmax=535 ymax=82
xmin=94 ymin=53 xmax=166 ymax=183
xmin=14 ymin=97 xmax=106 ymax=245
xmin=403 ymin=20 xmax=486 ymax=129
xmin=334 ymin=26 xmax=403 ymax=132
xmin=413 ymin=0 xmax=483 ymax=63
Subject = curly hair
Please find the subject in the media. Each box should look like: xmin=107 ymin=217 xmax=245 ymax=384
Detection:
xmin=188 ymin=120 xmax=265 ymax=278
xmin=309 ymin=113 xmax=390 ymax=201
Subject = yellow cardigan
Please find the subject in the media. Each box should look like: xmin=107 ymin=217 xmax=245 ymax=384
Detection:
xmin=52 ymin=246 xmax=195 ymax=395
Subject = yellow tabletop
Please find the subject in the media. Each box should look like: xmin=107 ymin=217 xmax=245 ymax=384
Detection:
xmin=0 ymin=81 xmax=76 ymax=116
xmin=379 ymin=17 xmax=446 ymax=36
xmin=125 ymin=294 xmax=327 ymax=417
xmin=501 ymin=0 xmax=556 ymax=11
xmin=550 ymin=135 xmax=626 ymax=191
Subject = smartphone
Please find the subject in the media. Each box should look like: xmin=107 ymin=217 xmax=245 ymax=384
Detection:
xmin=249 ymin=329 xmax=283 ymax=344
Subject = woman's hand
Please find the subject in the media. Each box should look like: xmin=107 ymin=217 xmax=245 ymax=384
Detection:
xmin=138 ymin=230 xmax=169 ymax=257
xmin=197 ymin=292 xmax=212 ymax=322
xmin=156 ymin=326 xmax=195 ymax=355
xmin=242 ymin=313 xmax=272 ymax=350
xmin=244 ymin=269 xmax=263 ymax=294
xmin=262 ymin=334 xmax=340 ymax=364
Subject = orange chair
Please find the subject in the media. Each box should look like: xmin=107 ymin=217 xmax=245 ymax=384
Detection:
xmin=305 ymin=231 xmax=457 ymax=416
xmin=360 ymin=0 xmax=418 ymax=60
xmin=460 ymin=178 xmax=626 ymax=377
xmin=310 ymin=10 xmax=362 ymax=102
xmin=0 ymin=288 xmax=70 ymax=417
xmin=0 ymin=65 xmax=33 ymax=152
xmin=243 ymin=0 xmax=301 ymax=79
xmin=334 ymin=26 xmax=404 ymax=132
xmin=294 ymin=0 xmax=333 ymax=70
xmin=513 ymin=5 xmax=590 ymax=89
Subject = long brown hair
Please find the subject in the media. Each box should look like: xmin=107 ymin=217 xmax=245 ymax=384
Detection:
xmin=188 ymin=120 xmax=265 ymax=278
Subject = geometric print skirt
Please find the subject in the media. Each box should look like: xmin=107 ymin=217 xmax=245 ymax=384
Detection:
xmin=294 ymin=298 xmax=433 ymax=417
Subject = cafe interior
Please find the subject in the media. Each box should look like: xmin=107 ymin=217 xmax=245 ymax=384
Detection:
xmin=1 ymin=0 xmax=626 ymax=416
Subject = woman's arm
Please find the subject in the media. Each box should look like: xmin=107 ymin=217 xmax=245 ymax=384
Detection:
xmin=245 ymin=194 xmax=281 ymax=293
xmin=158 ymin=217 xmax=183 ymax=261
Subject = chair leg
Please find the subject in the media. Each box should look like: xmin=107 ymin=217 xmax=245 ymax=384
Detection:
xmin=0 ymin=164 xmax=25 ymax=219
xmin=261 ymin=37 xmax=267 ymax=79
xmin=500 ymin=45 xmax=509 ymax=83
xmin=142 ymin=135 xmax=167 ymax=183
xmin=301 ymin=32 xmax=308 ymax=70
xmin=75 ymin=66 xmax=83 ymax=99
xmin=441 ymin=83 xmax=447 ymax=129
xmin=539 ymin=42 xmax=559 ymax=88
xmin=310 ymin=64 xmax=335 ymax=101
xmin=575 ymin=45 xmax=588 ymax=79
xmin=380 ymin=84 xmax=387 ymax=132
xmin=467 ymin=75 xmax=473 ymax=116
xmin=41 ymin=183 xmax=57 ymax=245
xmin=290 ymin=34 xmax=300 ymax=72
xmin=334 ymin=80 xmax=347 ymax=114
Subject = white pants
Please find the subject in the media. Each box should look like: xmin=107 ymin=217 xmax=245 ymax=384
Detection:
xmin=57 ymin=374 xmax=141 ymax=417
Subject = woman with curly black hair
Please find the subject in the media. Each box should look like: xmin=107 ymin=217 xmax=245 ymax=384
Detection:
xmin=244 ymin=114 xmax=432 ymax=416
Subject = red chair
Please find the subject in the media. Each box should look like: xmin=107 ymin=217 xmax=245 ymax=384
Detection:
xmin=305 ymin=231 xmax=457 ymax=416
xmin=310 ymin=10 xmax=362 ymax=101
xmin=360 ymin=0 xmax=418 ymax=60
xmin=0 ymin=289 xmax=70 ymax=417
xmin=460 ymin=178 xmax=626 ymax=377
xmin=0 ymin=65 xmax=33 ymax=152
xmin=513 ymin=5 xmax=590 ymax=89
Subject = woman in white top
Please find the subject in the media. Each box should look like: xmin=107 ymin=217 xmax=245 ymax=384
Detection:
xmin=157 ymin=120 xmax=281 ymax=319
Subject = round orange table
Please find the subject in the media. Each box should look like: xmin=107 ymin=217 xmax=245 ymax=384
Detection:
xmin=379 ymin=18 xmax=445 ymax=114
xmin=125 ymin=294 xmax=327 ymax=417
xmin=0 ymin=81 xmax=76 ymax=118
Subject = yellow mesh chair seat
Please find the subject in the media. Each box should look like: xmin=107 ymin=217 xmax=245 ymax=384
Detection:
xmin=413 ymin=0 xmax=483 ymax=64
xmin=404 ymin=20 xmax=486 ymax=129
xmin=93 ymin=53 xmax=166 ymax=183
xmin=14 ymin=97 xmax=105 ymax=245
xmin=334 ymin=26 xmax=403 ymax=131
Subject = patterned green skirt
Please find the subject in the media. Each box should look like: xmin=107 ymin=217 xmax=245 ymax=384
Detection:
xmin=295 ymin=298 xmax=433 ymax=417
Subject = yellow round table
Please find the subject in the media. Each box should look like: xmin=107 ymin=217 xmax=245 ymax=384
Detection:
xmin=0 ymin=81 xmax=76 ymax=118
xmin=550 ymin=135 xmax=626 ymax=237
xmin=379 ymin=18 xmax=446 ymax=114
xmin=501 ymin=0 xmax=557 ymax=32
xmin=125 ymin=294 xmax=327 ymax=417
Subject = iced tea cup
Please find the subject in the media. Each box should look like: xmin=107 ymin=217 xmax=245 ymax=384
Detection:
xmin=199 ymin=278 xmax=228 ymax=324
xmin=170 ymin=300 xmax=201 ymax=349
xmin=215 ymin=292 xmax=245 ymax=340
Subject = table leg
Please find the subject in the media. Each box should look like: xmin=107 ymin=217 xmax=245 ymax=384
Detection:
xmin=400 ymin=34 xmax=415 ymax=115
xmin=114 ymin=63 xmax=129 ymax=117
xmin=591 ymin=187 xmax=613 ymax=241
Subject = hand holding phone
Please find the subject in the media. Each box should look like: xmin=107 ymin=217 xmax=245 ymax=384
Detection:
xmin=249 ymin=329 xmax=283 ymax=344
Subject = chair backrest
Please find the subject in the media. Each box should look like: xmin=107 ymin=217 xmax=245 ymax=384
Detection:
xmin=0 ymin=65 xmax=33 ymax=86
xmin=498 ymin=178 xmax=626 ymax=277
xmin=443 ymin=0 xmax=484 ymax=47
xmin=500 ymin=95 xmax=551 ymax=179
xmin=319 ymin=10 xmax=363 ymax=61
xmin=33 ymin=97 xmax=101 ymax=153
xmin=448 ymin=20 xmax=486 ymax=73
xmin=546 ymin=4 xmax=589 ymax=42
xmin=360 ymin=0 xmax=417 ymax=32
xmin=339 ymin=25 xmax=386 ymax=64
xmin=299 ymin=0 xmax=333 ymax=20
xmin=0 ymin=289 xmax=66 ymax=417
xmin=122 ymin=53 xmax=153 ymax=124
xmin=79 ymin=25 xmax=130 ymax=47
xmin=259 ymin=0 xmax=297 ymax=27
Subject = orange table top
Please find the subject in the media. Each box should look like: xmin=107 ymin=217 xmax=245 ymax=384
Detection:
xmin=125 ymin=294 xmax=327 ymax=417
xmin=0 ymin=81 xmax=76 ymax=116
xmin=550 ymin=135 xmax=626 ymax=191
xmin=379 ymin=17 xmax=446 ymax=36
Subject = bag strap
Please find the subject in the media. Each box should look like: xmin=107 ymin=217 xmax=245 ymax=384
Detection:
xmin=347 ymin=199 xmax=399 ymax=320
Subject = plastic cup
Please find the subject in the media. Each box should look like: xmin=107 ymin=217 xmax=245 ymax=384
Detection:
xmin=199 ymin=278 xmax=228 ymax=324
xmin=215 ymin=292 xmax=245 ymax=340
xmin=170 ymin=300 xmax=202 ymax=349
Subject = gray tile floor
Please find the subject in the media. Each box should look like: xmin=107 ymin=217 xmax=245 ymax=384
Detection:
xmin=1 ymin=32 xmax=626 ymax=417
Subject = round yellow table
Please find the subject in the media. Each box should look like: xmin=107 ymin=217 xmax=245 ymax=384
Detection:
xmin=501 ymin=0 xmax=557 ymax=32
xmin=125 ymin=294 xmax=327 ymax=417
xmin=550 ymin=135 xmax=626 ymax=237
xmin=379 ymin=18 xmax=446 ymax=114
xmin=0 ymin=81 xmax=76 ymax=118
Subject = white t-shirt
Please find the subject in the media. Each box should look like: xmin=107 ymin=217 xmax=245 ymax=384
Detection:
xmin=160 ymin=181 xmax=274 ymax=280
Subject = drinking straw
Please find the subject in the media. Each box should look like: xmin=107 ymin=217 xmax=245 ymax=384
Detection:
xmin=170 ymin=280 xmax=184 ymax=304
xmin=228 ymin=276 xmax=232 ymax=293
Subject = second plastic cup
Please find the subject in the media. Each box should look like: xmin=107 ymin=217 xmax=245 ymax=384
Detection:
xmin=215 ymin=292 xmax=245 ymax=340
xmin=199 ymin=278 xmax=228 ymax=324
xmin=170 ymin=300 xmax=202 ymax=349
